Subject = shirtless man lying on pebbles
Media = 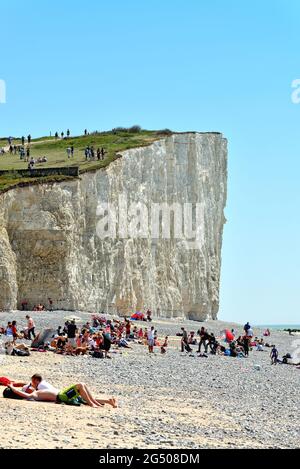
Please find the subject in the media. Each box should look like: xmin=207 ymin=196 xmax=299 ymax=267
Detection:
xmin=5 ymin=375 xmax=117 ymax=409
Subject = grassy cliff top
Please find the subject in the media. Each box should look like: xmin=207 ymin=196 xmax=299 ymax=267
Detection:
xmin=0 ymin=128 xmax=171 ymax=192
xmin=0 ymin=129 xmax=171 ymax=171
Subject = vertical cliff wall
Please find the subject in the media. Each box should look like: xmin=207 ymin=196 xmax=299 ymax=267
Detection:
xmin=0 ymin=133 xmax=227 ymax=320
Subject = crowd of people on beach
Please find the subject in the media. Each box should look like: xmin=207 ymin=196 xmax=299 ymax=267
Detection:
xmin=0 ymin=311 xmax=158 ymax=358
xmin=1 ymin=312 xmax=299 ymax=410
xmin=0 ymin=312 xmax=298 ymax=367
xmin=177 ymin=322 xmax=282 ymax=361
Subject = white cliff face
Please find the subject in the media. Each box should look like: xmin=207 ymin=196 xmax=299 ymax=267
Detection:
xmin=0 ymin=133 xmax=227 ymax=320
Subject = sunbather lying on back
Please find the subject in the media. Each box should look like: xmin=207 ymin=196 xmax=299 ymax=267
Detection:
xmin=5 ymin=382 xmax=117 ymax=409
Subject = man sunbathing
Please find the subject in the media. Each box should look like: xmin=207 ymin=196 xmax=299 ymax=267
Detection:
xmin=6 ymin=382 xmax=117 ymax=409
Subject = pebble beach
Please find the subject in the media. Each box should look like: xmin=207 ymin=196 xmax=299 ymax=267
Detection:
xmin=0 ymin=310 xmax=299 ymax=449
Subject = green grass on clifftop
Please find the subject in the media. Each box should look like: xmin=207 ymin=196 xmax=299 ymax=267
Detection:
xmin=0 ymin=129 xmax=171 ymax=193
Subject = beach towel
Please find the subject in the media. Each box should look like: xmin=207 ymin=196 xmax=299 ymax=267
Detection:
xmin=0 ymin=377 xmax=12 ymax=387
xmin=225 ymin=330 xmax=234 ymax=342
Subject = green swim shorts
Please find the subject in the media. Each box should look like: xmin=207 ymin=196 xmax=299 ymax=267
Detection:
xmin=57 ymin=384 xmax=81 ymax=405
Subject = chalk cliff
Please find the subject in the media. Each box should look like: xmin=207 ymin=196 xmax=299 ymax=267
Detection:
xmin=0 ymin=133 xmax=227 ymax=320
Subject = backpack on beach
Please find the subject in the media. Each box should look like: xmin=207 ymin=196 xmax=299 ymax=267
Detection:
xmin=3 ymin=387 xmax=23 ymax=399
xmin=92 ymin=350 xmax=104 ymax=359
xmin=12 ymin=349 xmax=30 ymax=357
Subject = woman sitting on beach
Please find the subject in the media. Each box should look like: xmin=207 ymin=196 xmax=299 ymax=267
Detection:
xmin=229 ymin=341 xmax=238 ymax=357
xmin=117 ymin=337 xmax=132 ymax=349
xmin=54 ymin=335 xmax=68 ymax=354
xmin=215 ymin=344 xmax=225 ymax=355
xmin=4 ymin=382 xmax=117 ymax=408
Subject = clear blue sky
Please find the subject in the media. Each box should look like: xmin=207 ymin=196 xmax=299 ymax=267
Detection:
xmin=1 ymin=0 xmax=299 ymax=324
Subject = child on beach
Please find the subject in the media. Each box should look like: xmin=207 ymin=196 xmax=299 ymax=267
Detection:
xmin=161 ymin=336 xmax=169 ymax=354
xmin=270 ymin=345 xmax=279 ymax=365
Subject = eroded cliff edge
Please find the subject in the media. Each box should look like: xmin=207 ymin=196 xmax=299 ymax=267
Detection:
xmin=0 ymin=133 xmax=227 ymax=320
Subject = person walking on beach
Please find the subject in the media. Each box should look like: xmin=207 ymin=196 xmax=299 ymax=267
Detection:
xmin=181 ymin=327 xmax=192 ymax=353
xmin=270 ymin=345 xmax=279 ymax=365
xmin=197 ymin=327 xmax=209 ymax=353
xmin=207 ymin=332 xmax=217 ymax=353
xmin=67 ymin=320 xmax=78 ymax=350
xmin=147 ymin=326 xmax=155 ymax=353
xmin=101 ymin=330 xmax=112 ymax=358
xmin=242 ymin=336 xmax=250 ymax=357
xmin=26 ymin=315 xmax=36 ymax=340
